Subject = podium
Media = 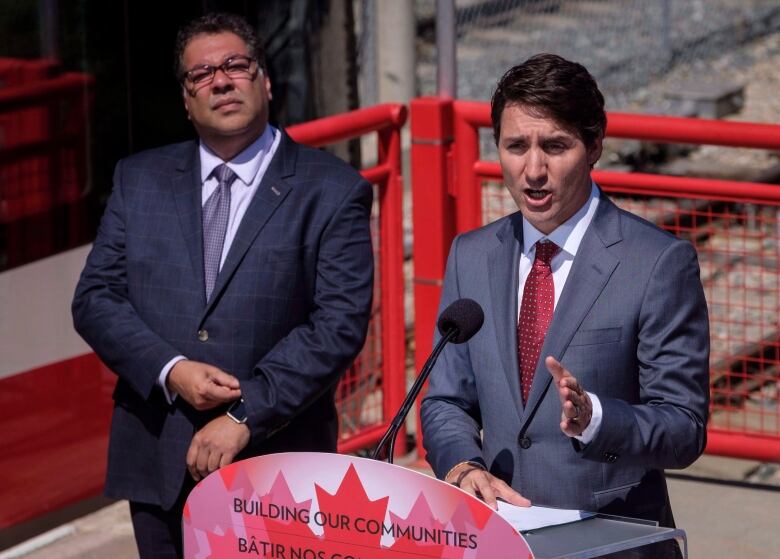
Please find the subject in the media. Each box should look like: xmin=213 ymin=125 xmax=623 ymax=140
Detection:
xmin=183 ymin=453 xmax=686 ymax=558
xmin=523 ymin=515 xmax=686 ymax=558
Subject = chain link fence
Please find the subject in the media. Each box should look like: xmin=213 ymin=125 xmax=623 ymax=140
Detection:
xmin=418 ymin=0 xmax=780 ymax=109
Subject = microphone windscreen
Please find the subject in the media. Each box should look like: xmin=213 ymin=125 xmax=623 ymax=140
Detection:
xmin=437 ymin=298 xmax=484 ymax=344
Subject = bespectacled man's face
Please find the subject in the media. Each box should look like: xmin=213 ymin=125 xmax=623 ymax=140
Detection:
xmin=181 ymin=31 xmax=271 ymax=156
xmin=498 ymin=104 xmax=602 ymax=235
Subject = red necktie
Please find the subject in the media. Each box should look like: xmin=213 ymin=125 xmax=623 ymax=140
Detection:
xmin=518 ymin=240 xmax=560 ymax=403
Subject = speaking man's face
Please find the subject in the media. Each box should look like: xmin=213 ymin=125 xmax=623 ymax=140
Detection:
xmin=181 ymin=31 xmax=272 ymax=152
xmin=498 ymin=104 xmax=602 ymax=235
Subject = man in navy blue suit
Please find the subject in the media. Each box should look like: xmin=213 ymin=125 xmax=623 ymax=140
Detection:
xmin=72 ymin=13 xmax=373 ymax=558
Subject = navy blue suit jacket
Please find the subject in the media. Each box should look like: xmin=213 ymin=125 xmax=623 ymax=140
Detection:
xmin=73 ymin=131 xmax=373 ymax=509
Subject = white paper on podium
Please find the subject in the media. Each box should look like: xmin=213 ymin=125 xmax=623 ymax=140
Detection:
xmin=496 ymin=501 xmax=595 ymax=532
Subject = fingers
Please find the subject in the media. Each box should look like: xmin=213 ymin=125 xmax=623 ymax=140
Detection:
xmin=545 ymin=356 xmax=569 ymax=384
xmin=457 ymin=470 xmax=530 ymax=510
xmin=200 ymin=380 xmax=241 ymax=407
xmin=546 ymin=356 xmax=593 ymax=436
xmin=492 ymin=478 xmax=531 ymax=508
xmin=200 ymin=365 xmax=241 ymax=404
xmin=172 ymin=360 xmax=241 ymax=410
xmin=187 ymin=436 xmax=225 ymax=482
xmin=186 ymin=441 xmax=201 ymax=481
xmin=207 ymin=367 xmax=241 ymax=389
xmin=186 ymin=417 xmax=250 ymax=481
xmin=560 ymin=390 xmax=593 ymax=434
xmin=458 ymin=470 xmax=498 ymax=509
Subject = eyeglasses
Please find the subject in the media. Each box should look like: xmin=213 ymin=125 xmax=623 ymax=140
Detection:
xmin=181 ymin=55 xmax=258 ymax=86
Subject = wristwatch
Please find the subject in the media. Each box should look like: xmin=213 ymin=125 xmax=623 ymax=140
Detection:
xmin=226 ymin=397 xmax=248 ymax=424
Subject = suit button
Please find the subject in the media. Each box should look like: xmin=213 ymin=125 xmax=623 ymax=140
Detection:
xmin=197 ymin=329 xmax=209 ymax=342
xmin=519 ymin=436 xmax=532 ymax=449
xmin=604 ymin=452 xmax=618 ymax=463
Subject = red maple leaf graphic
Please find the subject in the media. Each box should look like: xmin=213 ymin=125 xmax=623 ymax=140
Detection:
xmin=449 ymin=497 xmax=492 ymax=532
xmin=315 ymin=463 xmax=389 ymax=549
xmin=387 ymin=492 xmax=449 ymax=557
xmin=205 ymin=526 xmax=243 ymax=558
xmin=261 ymin=471 xmax=316 ymax=542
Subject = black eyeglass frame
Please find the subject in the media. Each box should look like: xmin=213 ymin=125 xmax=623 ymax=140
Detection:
xmin=179 ymin=55 xmax=260 ymax=87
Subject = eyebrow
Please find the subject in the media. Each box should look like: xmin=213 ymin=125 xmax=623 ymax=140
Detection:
xmin=188 ymin=52 xmax=248 ymax=69
xmin=502 ymin=132 xmax=573 ymax=143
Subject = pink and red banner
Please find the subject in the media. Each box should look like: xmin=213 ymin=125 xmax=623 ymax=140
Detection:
xmin=183 ymin=452 xmax=532 ymax=558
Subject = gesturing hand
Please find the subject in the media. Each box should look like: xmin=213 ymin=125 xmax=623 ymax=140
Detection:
xmin=167 ymin=359 xmax=241 ymax=410
xmin=546 ymin=356 xmax=592 ymax=437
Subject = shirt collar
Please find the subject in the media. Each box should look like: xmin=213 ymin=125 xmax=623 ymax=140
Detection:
xmin=522 ymin=181 xmax=600 ymax=257
xmin=199 ymin=125 xmax=276 ymax=186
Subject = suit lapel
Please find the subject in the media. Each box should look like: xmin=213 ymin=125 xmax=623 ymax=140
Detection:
xmin=522 ymin=194 xmax=623 ymax=418
xmin=203 ymin=131 xmax=297 ymax=316
xmin=487 ymin=214 xmax=525 ymax=419
xmin=172 ymin=143 xmax=205 ymax=300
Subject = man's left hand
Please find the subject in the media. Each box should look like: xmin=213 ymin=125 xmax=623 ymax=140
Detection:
xmin=546 ymin=356 xmax=592 ymax=437
xmin=186 ymin=416 xmax=250 ymax=481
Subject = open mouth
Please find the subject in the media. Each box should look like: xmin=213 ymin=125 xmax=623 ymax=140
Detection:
xmin=525 ymin=189 xmax=550 ymax=201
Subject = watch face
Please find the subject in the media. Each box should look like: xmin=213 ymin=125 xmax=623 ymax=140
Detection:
xmin=227 ymin=398 xmax=247 ymax=424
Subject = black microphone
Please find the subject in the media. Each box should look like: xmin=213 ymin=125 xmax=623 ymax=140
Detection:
xmin=436 ymin=297 xmax=484 ymax=344
xmin=371 ymin=298 xmax=485 ymax=463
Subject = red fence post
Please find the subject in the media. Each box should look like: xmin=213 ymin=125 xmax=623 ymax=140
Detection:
xmin=452 ymin=101 xmax=486 ymax=233
xmin=377 ymin=118 xmax=409 ymax=457
xmin=410 ymin=97 xmax=456 ymax=457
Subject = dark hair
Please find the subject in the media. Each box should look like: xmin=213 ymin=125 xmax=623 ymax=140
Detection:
xmin=174 ymin=12 xmax=266 ymax=79
xmin=490 ymin=53 xmax=606 ymax=147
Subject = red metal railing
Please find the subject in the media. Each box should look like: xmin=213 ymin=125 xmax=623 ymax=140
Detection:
xmin=0 ymin=70 xmax=93 ymax=221
xmin=0 ymin=60 xmax=95 ymax=270
xmin=289 ymin=103 xmax=408 ymax=453
xmin=411 ymin=96 xmax=780 ymax=462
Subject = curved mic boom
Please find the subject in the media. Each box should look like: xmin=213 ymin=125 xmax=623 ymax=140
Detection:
xmin=372 ymin=298 xmax=485 ymax=462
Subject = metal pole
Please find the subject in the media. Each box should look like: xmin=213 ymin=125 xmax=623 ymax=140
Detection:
xmin=38 ymin=0 xmax=59 ymax=59
xmin=436 ymin=0 xmax=456 ymax=98
xmin=662 ymin=0 xmax=672 ymax=69
xmin=377 ymin=0 xmax=416 ymax=103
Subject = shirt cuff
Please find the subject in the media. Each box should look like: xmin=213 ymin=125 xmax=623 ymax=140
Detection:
xmin=574 ymin=391 xmax=602 ymax=444
xmin=158 ymin=356 xmax=186 ymax=404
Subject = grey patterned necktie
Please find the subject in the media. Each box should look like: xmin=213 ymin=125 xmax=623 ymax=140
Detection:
xmin=203 ymin=164 xmax=237 ymax=301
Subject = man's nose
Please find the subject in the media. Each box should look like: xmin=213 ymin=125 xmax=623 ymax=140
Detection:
xmin=525 ymin=149 xmax=547 ymax=186
xmin=211 ymin=68 xmax=235 ymax=91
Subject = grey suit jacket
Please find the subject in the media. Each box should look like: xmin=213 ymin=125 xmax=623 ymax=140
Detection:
xmin=421 ymin=192 xmax=709 ymax=526
xmin=73 ymin=131 xmax=373 ymax=509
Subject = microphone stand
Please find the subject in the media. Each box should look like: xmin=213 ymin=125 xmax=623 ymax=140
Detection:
xmin=371 ymin=328 xmax=457 ymax=463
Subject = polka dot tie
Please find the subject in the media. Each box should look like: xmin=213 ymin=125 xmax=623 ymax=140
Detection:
xmin=203 ymin=164 xmax=237 ymax=301
xmin=518 ymin=240 xmax=560 ymax=404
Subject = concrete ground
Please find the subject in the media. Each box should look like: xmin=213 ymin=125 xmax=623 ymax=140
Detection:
xmin=1 ymin=454 xmax=777 ymax=559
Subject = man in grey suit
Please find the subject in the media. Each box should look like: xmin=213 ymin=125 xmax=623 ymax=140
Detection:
xmin=72 ymin=13 xmax=372 ymax=558
xmin=421 ymin=54 xmax=709 ymax=554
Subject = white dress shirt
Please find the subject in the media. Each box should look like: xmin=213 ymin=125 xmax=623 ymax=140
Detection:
xmin=158 ymin=126 xmax=282 ymax=402
xmin=517 ymin=182 xmax=603 ymax=443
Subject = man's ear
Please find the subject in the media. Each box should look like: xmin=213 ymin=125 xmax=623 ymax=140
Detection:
xmin=264 ymin=73 xmax=273 ymax=101
xmin=182 ymin=87 xmax=192 ymax=121
xmin=587 ymin=136 xmax=603 ymax=167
